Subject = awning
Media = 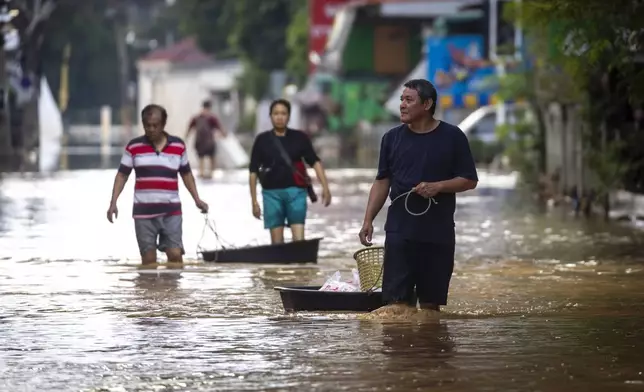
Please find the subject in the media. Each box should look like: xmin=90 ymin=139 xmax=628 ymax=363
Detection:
xmin=380 ymin=0 xmax=481 ymax=18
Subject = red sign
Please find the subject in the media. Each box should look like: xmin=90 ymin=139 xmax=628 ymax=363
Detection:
xmin=309 ymin=0 xmax=351 ymax=73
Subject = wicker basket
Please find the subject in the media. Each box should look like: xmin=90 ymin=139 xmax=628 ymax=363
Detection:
xmin=352 ymin=246 xmax=385 ymax=292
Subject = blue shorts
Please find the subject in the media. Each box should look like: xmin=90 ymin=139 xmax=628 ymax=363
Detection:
xmin=262 ymin=187 xmax=308 ymax=229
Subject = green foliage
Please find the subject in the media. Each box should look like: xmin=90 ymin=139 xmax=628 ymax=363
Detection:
xmin=286 ymin=2 xmax=310 ymax=86
xmin=498 ymin=0 xmax=644 ymax=196
xmin=228 ymin=1 xmax=293 ymax=71
xmin=238 ymin=111 xmax=257 ymax=134
xmin=176 ymin=0 xmax=308 ymax=99
xmin=236 ymin=59 xmax=270 ymax=101
xmin=41 ymin=1 xmax=121 ymax=111
xmin=175 ymin=0 xmax=236 ymax=58
xmin=324 ymin=79 xmax=392 ymax=133
xmin=469 ymin=139 xmax=504 ymax=165
xmin=39 ymin=0 xmax=173 ymax=113
xmin=493 ymin=65 xmax=547 ymax=180
xmin=585 ymin=139 xmax=629 ymax=199
xmin=513 ymin=0 xmax=644 ymax=104
xmin=495 ymin=120 xmax=539 ymax=183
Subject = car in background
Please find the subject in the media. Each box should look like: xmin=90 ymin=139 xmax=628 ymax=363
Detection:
xmin=458 ymin=103 xmax=533 ymax=165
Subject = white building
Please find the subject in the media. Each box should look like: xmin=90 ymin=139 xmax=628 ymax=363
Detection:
xmin=136 ymin=37 xmax=247 ymax=168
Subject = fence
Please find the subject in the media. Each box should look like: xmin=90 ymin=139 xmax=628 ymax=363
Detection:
xmin=64 ymin=106 xmax=132 ymax=147
xmin=65 ymin=107 xmax=137 ymax=126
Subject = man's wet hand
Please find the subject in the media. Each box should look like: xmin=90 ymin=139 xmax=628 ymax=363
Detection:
xmin=413 ymin=182 xmax=443 ymax=198
xmin=359 ymin=221 xmax=374 ymax=246
xmin=106 ymin=203 xmax=118 ymax=223
xmin=196 ymin=199 xmax=209 ymax=213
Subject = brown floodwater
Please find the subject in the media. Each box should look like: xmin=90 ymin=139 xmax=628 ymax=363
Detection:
xmin=1 ymin=168 xmax=643 ymax=391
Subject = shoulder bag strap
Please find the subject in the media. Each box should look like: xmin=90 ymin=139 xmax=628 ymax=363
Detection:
xmin=269 ymin=131 xmax=310 ymax=183
xmin=270 ymin=132 xmax=294 ymax=170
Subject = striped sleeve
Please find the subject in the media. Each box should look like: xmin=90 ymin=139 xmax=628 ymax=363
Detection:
xmin=118 ymin=145 xmax=133 ymax=175
xmin=178 ymin=145 xmax=191 ymax=174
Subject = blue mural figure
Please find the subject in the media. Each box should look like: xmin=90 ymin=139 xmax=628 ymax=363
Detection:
xmin=427 ymin=35 xmax=497 ymax=107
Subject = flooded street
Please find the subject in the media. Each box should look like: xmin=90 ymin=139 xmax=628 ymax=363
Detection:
xmin=1 ymin=168 xmax=644 ymax=391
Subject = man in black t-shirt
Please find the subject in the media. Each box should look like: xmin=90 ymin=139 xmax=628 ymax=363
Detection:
xmin=359 ymin=79 xmax=479 ymax=316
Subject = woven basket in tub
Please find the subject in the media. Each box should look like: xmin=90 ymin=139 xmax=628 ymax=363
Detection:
xmin=352 ymin=246 xmax=384 ymax=292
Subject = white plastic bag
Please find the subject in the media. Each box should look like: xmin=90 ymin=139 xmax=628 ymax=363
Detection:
xmin=348 ymin=269 xmax=361 ymax=288
xmin=319 ymin=270 xmax=360 ymax=292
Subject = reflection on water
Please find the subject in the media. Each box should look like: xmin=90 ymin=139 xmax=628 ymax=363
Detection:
xmin=132 ymin=272 xmax=183 ymax=291
xmin=1 ymin=169 xmax=644 ymax=391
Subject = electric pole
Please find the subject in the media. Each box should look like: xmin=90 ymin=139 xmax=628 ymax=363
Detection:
xmin=0 ymin=0 xmax=12 ymax=168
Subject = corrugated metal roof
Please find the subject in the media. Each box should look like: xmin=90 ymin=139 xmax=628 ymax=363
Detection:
xmin=138 ymin=37 xmax=213 ymax=65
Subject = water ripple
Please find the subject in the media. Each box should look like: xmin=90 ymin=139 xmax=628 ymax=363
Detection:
xmin=1 ymin=169 xmax=643 ymax=391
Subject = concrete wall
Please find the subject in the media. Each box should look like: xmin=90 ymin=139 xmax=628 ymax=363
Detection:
xmin=67 ymin=124 xmax=129 ymax=146
xmin=543 ymin=102 xmax=591 ymax=196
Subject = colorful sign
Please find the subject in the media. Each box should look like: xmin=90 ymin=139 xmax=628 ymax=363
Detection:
xmin=326 ymin=79 xmax=390 ymax=131
xmin=309 ymin=0 xmax=350 ymax=74
xmin=427 ymin=35 xmax=498 ymax=108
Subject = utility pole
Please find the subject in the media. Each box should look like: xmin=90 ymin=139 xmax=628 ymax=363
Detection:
xmin=107 ymin=1 xmax=133 ymax=141
xmin=0 ymin=0 xmax=12 ymax=169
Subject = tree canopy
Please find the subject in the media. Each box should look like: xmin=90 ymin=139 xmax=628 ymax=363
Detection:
xmin=516 ymin=0 xmax=644 ymax=103
xmin=37 ymin=0 xmax=174 ymax=117
xmin=176 ymin=0 xmax=309 ymax=99
xmin=500 ymin=0 xmax=644 ymax=195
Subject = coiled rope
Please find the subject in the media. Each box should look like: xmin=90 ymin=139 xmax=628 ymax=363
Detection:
xmin=361 ymin=190 xmax=438 ymax=293
xmin=390 ymin=189 xmax=438 ymax=216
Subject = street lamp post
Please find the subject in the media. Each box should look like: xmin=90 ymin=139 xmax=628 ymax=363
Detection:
xmin=0 ymin=0 xmax=14 ymax=165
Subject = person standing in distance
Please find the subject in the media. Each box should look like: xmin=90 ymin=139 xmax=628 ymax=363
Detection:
xmin=107 ymin=104 xmax=209 ymax=267
xmin=186 ymin=100 xmax=228 ymax=180
xmin=248 ymin=99 xmax=332 ymax=244
xmin=358 ymin=79 xmax=478 ymax=315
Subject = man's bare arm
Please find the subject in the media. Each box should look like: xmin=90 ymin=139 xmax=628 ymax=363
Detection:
xmin=438 ymin=177 xmax=477 ymax=193
xmin=110 ymin=172 xmax=129 ymax=205
xmin=180 ymin=171 xmax=201 ymax=202
xmin=363 ymin=178 xmax=390 ymax=223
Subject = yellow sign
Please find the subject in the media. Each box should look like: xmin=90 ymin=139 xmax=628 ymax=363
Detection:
xmin=463 ymin=94 xmax=478 ymax=108
xmin=439 ymin=95 xmax=453 ymax=109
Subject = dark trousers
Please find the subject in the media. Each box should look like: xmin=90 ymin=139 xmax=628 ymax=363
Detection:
xmin=382 ymin=235 xmax=455 ymax=306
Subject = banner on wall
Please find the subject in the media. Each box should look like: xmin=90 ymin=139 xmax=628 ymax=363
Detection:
xmin=427 ymin=35 xmax=498 ymax=109
xmin=309 ymin=0 xmax=350 ymax=74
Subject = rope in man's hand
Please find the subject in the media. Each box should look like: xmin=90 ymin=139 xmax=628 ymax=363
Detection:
xmin=358 ymin=188 xmax=437 ymax=246
xmin=391 ymin=189 xmax=438 ymax=216
xmin=196 ymin=214 xmax=264 ymax=262
xmin=196 ymin=213 xmax=228 ymax=254
xmin=359 ymin=189 xmax=437 ymax=291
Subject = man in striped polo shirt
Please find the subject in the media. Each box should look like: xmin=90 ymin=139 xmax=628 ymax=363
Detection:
xmin=107 ymin=104 xmax=209 ymax=266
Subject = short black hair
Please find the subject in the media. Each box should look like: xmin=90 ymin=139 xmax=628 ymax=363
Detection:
xmin=202 ymin=100 xmax=212 ymax=109
xmin=269 ymin=98 xmax=291 ymax=116
xmin=141 ymin=104 xmax=167 ymax=123
xmin=403 ymin=79 xmax=438 ymax=115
